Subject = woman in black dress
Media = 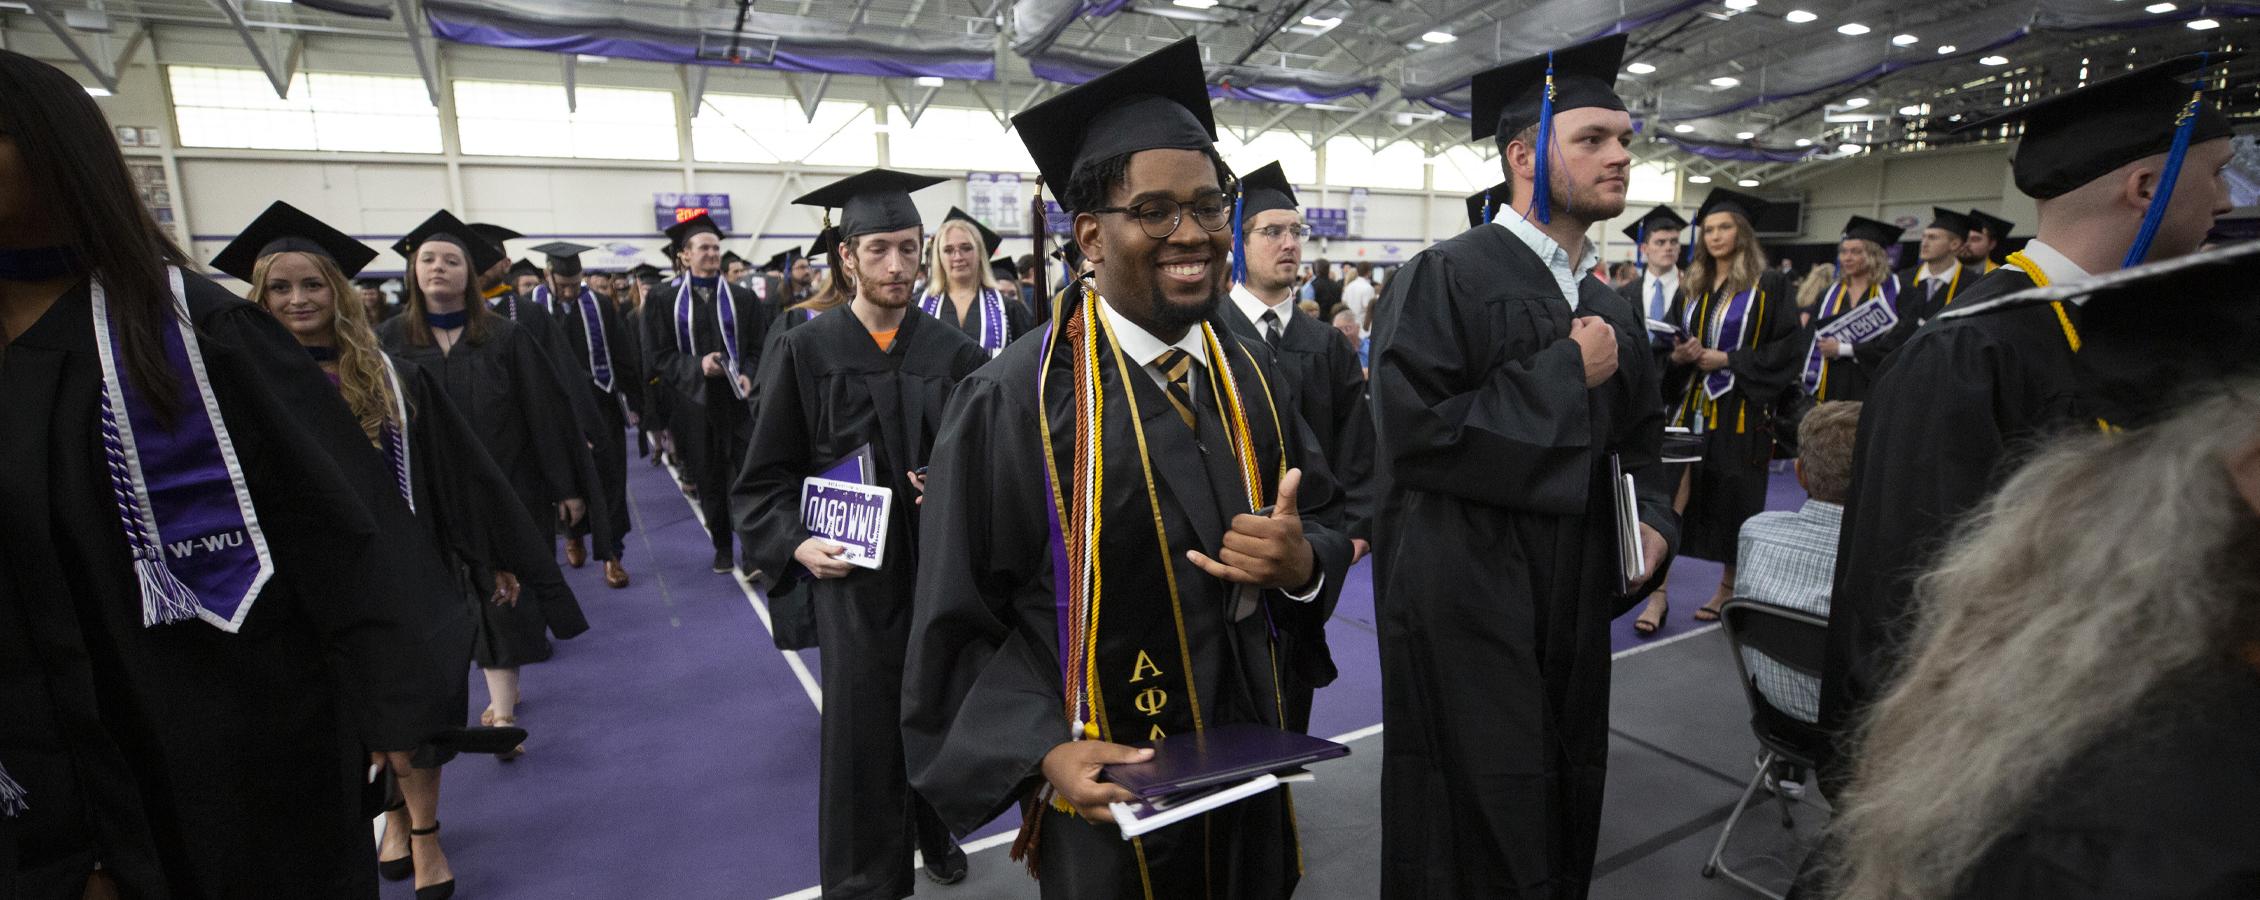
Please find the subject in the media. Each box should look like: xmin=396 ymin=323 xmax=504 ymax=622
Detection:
xmin=1663 ymin=189 xmax=1799 ymax=621
xmin=0 ymin=49 xmax=454 ymax=900
xmin=378 ymin=210 xmax=593 ymax=759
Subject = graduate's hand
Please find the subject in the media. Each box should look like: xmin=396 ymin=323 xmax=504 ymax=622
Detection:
xmin=1570 ymin=316 xmax=1618 ymax=388
xmin=1817 ymin=336 xmax=1842 ymax=358
xmin=700 ymin=352 xmax=726 ymax=377
xmin=1351 ymin=538 xmax=1371 ymax=564
xmin=1042 ymin=740 xmax=1152 ymax=823
xmin=492 ymin=570 xmax=521 ymax=607
xmin=735 ymin=374 xmax=753 ymax=397
xmin=1631 ymin=525 xmax=1667 ymax=593
xmin=1696 ymin=349 xmax=1730 ymax=372
xmin=795 ymin=537 xmax=856 ymax=579
xmin=1186 ymin=469 xmax=1317 ymax=591
xmin=1670 ymin=336 xmax=1703 ymax=364
xmin=559 ymin=498 xmax=586 ymax=526
xmin=907 ymin=469 xmax=928 ymax=506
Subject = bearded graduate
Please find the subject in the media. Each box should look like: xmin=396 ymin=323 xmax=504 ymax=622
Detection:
xmin=1220 ymin=160 xmax=1375 ymax=733
xmin=0 ymin=50 xmax=461 ymax=899
xmin=733 ymin=169 xmax=985 ymax=895
xmin=220 ymin=202 xmax=573 ymax=900
xmin=1365 ymin=33 xmax=1678 ymax=899
xmin=529 ymin=242 xmax=642 ymax=588
xmin=1820 ymin=53 xmax=2242 ymax=783
xmin=921 ymin=206 xmax=1030 ymax=358
xmin=1800 ymin=217 xmax=1908 ymax=403
xmin=901 ymin=37 xmax=1353 ymax=898
xmin=639 ymin=212 xmax=766 ymax=574
xmin=377 ymin=211 xmax=594 ymax=757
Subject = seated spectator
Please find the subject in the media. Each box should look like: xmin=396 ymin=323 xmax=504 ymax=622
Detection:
xmin=1297 ymin=298 xmax=1321 ymax=319
xmin=1828 ymin=382 xmax=2260 ymax=899
xmin=1734 ymin=400 xmax=1860 ymax=724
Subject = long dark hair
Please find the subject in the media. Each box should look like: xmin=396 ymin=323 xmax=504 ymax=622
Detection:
xmin=400 ymin=240 xmax=494 ymax=347
xmin=0 ymin=51 xmax=189 ymax=420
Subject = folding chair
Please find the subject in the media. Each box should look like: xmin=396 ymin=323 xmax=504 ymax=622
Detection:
xmin=1701 ymin=598 xmax=1833 ymax=899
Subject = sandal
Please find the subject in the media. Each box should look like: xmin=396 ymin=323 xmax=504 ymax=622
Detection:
xmin=490 ymin=716 xmax=526 ymax=761
xmin=1633 ymin=591 xmax=1669 ymax=637
xmin=407 ymin=822 xmax=455 ymax=900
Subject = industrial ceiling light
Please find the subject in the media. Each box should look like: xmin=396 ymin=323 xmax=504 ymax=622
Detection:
xmin=1898 ymin=104 xmax=1924 ymax=115
xmin=1674 ymin=123 xmax=1697 ymax=133
xmin=1794 ymin=138 xmax=1813 ymax=146
xmin=2144 ymin=1 xmax=2176 ymax=11
xmin=915 ymin=76 xmax=945 ymax=87
xmin=1979 ymin=55 xmax=2009 ymax=66
xmin=1626 ymin=62 xmax=1657 ymax=74
xmin=1688 ymin=174 xmax=1714 ymax=183
xmin=1421 ymin=30 xmax=1457 ymax=43
xmin=1838 ymin=142 xmax=1863 ymax=154
xmin=1892 ymin=33 xmax=1919 ymax=46
xmin=1300 ymin=15 xmax=1340 ymax=27
xmin=1173 ymin=0 xmax=1218 ymax=8
xmin=1736 ymin=131 xmax=1756 ymax=139
xmin=1843 ymin=97 xmax=1870 ymax=108
xmin=1724 ymin=0 xmax=1758 ymax=9
xmin=86 ymin=86 xmax=113 ymax=96
xmin=1737 ymin=178 xmax=1761 ymax=187
xmin=1710 ymin=75 xmax=1741 ymax=87
xmin=2188 ymin=17 xmax=2221 ymax=29
xmin=1784 ymin=9 xmax=1818 ymax=23
xmin=1936 ymin=44 xmax=1958 ymax=54
xmin=1837 ymin=22 xmax=1870 ymax=35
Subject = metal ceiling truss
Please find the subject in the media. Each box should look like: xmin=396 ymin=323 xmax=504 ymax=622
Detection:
xmin=392 ymin=0 xmax=440 ymax=105
xmin=22 ymin=0 xmax=136 ymax=93
xmin=208 ymin=0 xmax=296 ymax=97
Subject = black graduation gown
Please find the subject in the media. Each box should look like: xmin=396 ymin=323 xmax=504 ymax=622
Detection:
xmin=385 ymin=357 xmax=577 ymax=760
xmin=1366 ymin=225 xmax=1680 ymax=900
xmin=0 ymin=276 xmax=461 ymax=900
xmin=1220 ymin=294 xmax=1374 ymax=734
xmin=1799 ymin=274 xmax=1919 ymax=404
xmin=1818 ymin=266 xmax=2088 ymax=769
xmin=640 ymin=277 xmax=765 ymax=555
xmin=540 ymin=289 xmax=643 ymax=560
xmin=903 ymin=301 xmax=1353 ymax=900
xmin=1662 ymin=270 xmax=1799 ymax=565
xmin=1893 ymin=261 xmax=1973 ymax=326
xmin=733 ymin=306 xmax=986 ymax=899
xmin=490 ymin=291 xmax=614 ymax=555
xmin=929 ymin=289 xmax=1032 ymax=355
xmin=377 ymin=315 xmax=593 ymax=667
xmin=1956 ymin=664 xmax=2260 ymax=898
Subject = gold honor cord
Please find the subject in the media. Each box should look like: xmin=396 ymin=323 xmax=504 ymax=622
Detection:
xmin=2001 ymin=251 xmax=2114 ymax=432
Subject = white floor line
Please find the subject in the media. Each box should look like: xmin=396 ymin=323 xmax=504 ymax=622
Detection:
xmin=1612 ymin=622 xmax=1722 ymax=660
xmin=666 ymin=461 xmax=824 ymax=713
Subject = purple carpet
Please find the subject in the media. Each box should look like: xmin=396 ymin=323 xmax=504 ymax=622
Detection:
xmin=399 ymin=456 xmax=1800 ymax=899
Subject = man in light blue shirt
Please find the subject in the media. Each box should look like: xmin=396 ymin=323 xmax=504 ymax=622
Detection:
xmin=1734 ymin=400 xmax=1861 ymax=723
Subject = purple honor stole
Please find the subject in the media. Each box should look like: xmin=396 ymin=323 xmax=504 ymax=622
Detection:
xmin=93 ymin=267 xmax=275 ymax=632
xmin=675 ymin=279 xmax=745 ymax=399
xmin=1690 ymin=283 xmax=1762 ymax=400
xmin=492 ymin=292 xmax=518 ymax=321
xmin=377 ymin=353 xmax=415 ymax=512
xmin=1798 ymin=275 xmax=1898 ymax=396
xmin=539 ymin=285 xmax=615 ymax=392
xmin=920 ymin=288 xmax=1009 ymax=357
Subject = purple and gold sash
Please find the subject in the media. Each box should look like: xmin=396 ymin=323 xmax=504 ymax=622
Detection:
xmin=1799 ymin=275 xmax=1900 ymax=396
xmin=1688 ymin=282 xmax=1762 ymax=400
xmin=920 ymin=288 xmax=1008 ymax=357
xmin=93 ymin=267 xmax=275 ymax=631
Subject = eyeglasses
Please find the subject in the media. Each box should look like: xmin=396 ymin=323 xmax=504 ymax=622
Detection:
xmin=1251 ymin=225 xmax=1310 ymax=240
xmin=1090 ymin=194 xmax=1232 ymax=240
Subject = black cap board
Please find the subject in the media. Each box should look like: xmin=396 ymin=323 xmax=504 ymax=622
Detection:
xmin=941 ymin=207 xmax=1004 ymax=257
xmin=792 ymin=168 xmax=948 ymax=239
xmin=395 ymin=210 xmax=506 ymax=275
xmin=664 ymin=211 xmax=726 ymax=246
xmin=531 ymin=241 xmax=593 ymax=276
xmin=1939 ymin=238 xmax=2260 ymax=429
xmin=991 ymin=256 xmax=1020 ymax=282
xmin=1924 ymin=208 xmax=1975 ymax=239
xmin=1622 ymin=204 xmax=1688 ymax=244
xmin=1692 ymin=188 xmax=1770 ymax=228
xmin=1236 ymin=162 xmax=1298 ymax=222
xmin=1011 ymin=37 xmax=1217 ymax=208
xmin=212 ymin=201 xmax=379 ymax=282
xmin=1967 ymin=209 xmax=2015 ymax=240
xmin=1469 ymin=33 xmax=1629 ymax=144
xmin=508 ymin=258 xmax=541 ymax=279
xmin=468 ymin=222 xmax=521 ymax=252
xmin=810 ymin=226 xmax=842 ymax=262
xmin=1464 ymin=181 xmax=1510 ymax=228
xmin=1840 ymin=216 xmax=1904 ymax=248
xmin=722 ymin=250 xmax=747 ymax=268
xmin=1955 ymin=53 xmax=2239 ymax=200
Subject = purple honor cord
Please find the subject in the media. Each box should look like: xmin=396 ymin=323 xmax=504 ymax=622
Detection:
xmin=0 ymin=762 xmax=22 ymax=816
xmin=93 ymin=267 xmax=275 ymax=631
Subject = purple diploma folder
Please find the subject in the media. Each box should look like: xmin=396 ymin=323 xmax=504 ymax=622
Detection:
xmin=1099 ymin=723 xmax=1349 ymax=800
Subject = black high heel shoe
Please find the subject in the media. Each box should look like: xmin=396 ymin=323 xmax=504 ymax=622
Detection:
xmin=378 ymin=795 xmax=412 ymax=881
xmin=1633 ymin=591 xmax=1669 ymax=637
xmin=409 ymin=822 xmax=455 ymax=900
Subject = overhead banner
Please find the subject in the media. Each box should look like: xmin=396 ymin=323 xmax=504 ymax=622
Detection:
xmin=1305 ymin=208 xmax=1349 ymax=239
xmin=654 ymin=192 xmax=733 ymax=232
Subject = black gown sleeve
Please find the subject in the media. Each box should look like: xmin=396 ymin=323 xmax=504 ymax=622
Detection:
xmin=506 ymin=331 xmax=594 ymax=508
xmin=603 ymin=296 xmax=644 ymax=419
xmin=405 ymin=364 xmax=566 ymax=593
xmin=1320 ymin=325 xmax=1375 ymax=541
xmin=1369 ymin=248 xmax=1595 ymax=515
xmin=733 ymin=334 xmax=815 ymax=581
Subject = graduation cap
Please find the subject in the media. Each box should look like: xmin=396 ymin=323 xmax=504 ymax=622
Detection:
xmin=1923 ymin=208 xmax=1974 ymax=240
xmin=1011 ymin=37 xmax=1217 ymax=208
xmin=1841 ymin=216 xmax=1905 ymax=248
xmin=1465 ymin=181 xmax=1511 ymax=229
xmin=508 ymin=258 xmax=542 ymax=280
xmin=810 ymin=226 xmax=842 ymax=262
xmin=791 ymin=168 xmax=948 ymax=239
xmin=1229 ymin=162 xmax=1299 ymax=283
xmin=629 ymin=263 xmax=663 ymax=285
xmin=393 ymin=210 xmax=506 ymax=275
xmin=1621 ymin=204 xmax=1687 ymax=244
xmin=721 ymin=250 xmax=748 ymax=271
xmin=941 ymin=207 xmax=1004 ymax=257
xmin=530 ymin=241 xmax=594 ymax=277
xmin=664 ymin=211 xmax=726 ymax=247
xmin=1958 ymin=54 xmax=2237 ymax=202
xmin=1467 ymin=33 xmax=1629 ymax=224
xmin=211 ymin=201 xmax=379 ymax=282
xmin=1939 ymin=238 xmax=2260 ymax=429
xmin=1692 ymin=187 xmax=1770 ymax=228
xmin=990 ymin=256 xmax=1021 ymax=282
xmin=1967 ymin=209 xmax=2015 ymax=240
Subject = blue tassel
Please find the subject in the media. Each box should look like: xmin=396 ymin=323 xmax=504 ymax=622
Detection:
xmin=1482 ymin=188 xmax=1496 ymax=224
xmin=1532 ymin=51 xmax=1557 ymax=225
xmin=0 ymin=762 xmax=25 ymax=817
xmin=1230 ymin=188 xmax=1248 ymax=286
xmin=2124 ymin=56 xmax=2207 ymax=268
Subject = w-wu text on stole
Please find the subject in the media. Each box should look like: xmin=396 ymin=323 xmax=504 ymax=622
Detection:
xmin=167 ymin=528 xmax=250 ymax=561
xmin=800 ymin=476 xmax=892 ymax=569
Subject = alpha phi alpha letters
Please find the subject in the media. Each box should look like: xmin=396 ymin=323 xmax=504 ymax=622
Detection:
xmin=1130 ymin=649 xmax=1169 ymax=740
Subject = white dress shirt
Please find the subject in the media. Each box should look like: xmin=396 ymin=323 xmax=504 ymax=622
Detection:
xmin=1231 ymin=283 xmax=1298 ymax=342
xmin=1640 ymin=267 xmax=1680 ymax=322
xmin=2015 ymin=239 xmax=2094 ymax=291
xmin=1494 ymin=206 xmax=1596 ymax=311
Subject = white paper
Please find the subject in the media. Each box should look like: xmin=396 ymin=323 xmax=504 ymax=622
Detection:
xmin=1110 ymin=773 xmax=1282 ymax=840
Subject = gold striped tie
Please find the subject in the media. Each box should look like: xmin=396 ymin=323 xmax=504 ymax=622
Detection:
xmin=1154 ymin=348 xmax=1197 ymax=431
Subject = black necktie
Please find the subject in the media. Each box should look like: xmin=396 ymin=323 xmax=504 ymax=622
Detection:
xmin=1260 ymin=309 xmax=1283 ymax=350
xmin=1154 ymin=348 xmax=1198 ymax=431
